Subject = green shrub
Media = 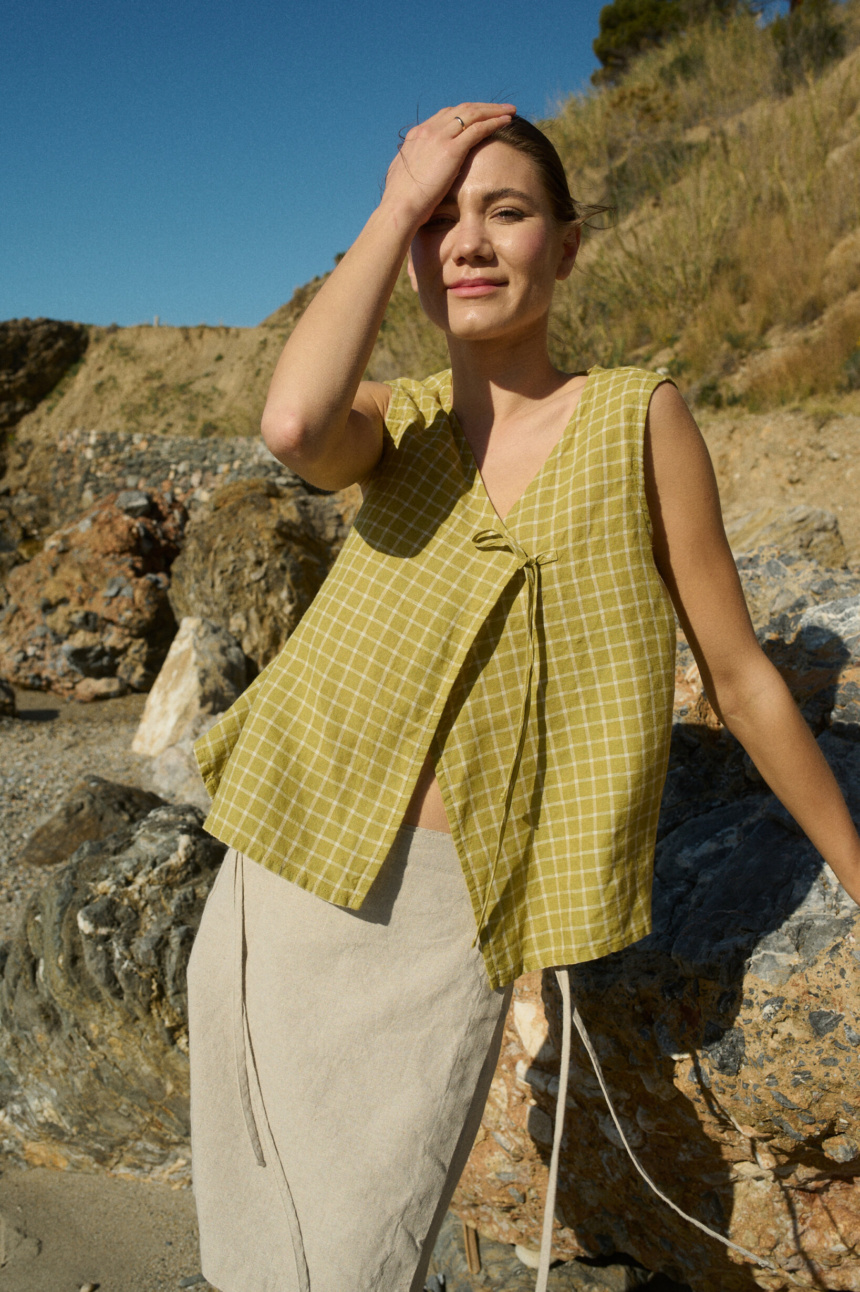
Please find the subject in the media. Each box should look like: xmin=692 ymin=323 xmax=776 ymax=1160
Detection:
xmin=772 ymin=0 xmax=847 ymax=94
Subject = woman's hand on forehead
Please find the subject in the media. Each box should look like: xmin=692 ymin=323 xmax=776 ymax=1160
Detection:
xmin=383 ymin=102 xmax=515 ymax=233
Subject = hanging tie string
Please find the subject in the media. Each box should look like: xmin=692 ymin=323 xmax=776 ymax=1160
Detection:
xmin=533 ymin=969 xmax=779 ymax=1290
xmin=232 ymin=851 xmax=310 ymax=1292
xmin=470 ymin=529 xmax=558 ymax=945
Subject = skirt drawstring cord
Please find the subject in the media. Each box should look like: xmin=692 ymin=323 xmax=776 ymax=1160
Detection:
xmin=233 ymin=850 xmax=311 ymax=1292
xmin=534 ymin=969 xmax=777 ymax=1292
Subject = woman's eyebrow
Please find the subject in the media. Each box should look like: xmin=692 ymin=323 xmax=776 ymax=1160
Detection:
xmin=437 ymin=186 xmax=536 ymax=207
xmin=481 ymin=187 xmax=534 ymax=205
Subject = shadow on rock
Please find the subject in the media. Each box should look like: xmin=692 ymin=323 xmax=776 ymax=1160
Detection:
xmin=527 ymin=732 xmax=860 ymax=1292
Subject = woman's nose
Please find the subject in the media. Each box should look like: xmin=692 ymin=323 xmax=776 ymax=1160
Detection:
xmin=449 ymin=217 xmax=492 ymax=262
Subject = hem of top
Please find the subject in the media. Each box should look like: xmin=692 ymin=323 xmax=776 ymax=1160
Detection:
xmin=198 ymin=815 xmax=371 ymax=910
xmin=482 ymin=919 xmax=653 ymax=992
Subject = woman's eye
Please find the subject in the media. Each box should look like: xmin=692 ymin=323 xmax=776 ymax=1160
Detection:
xmin=422 ymin=215 xmax=455 ymax=229
xmin=495 ymin=207 xmax=525 ymax=222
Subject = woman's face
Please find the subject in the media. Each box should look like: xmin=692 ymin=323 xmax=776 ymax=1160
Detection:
xmin=407 ymin=139 xmax=579 ymax=344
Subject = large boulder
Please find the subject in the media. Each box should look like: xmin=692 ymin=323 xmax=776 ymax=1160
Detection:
xmin=131 ymin=617 xmax=247 ymax=812
xmin=451 ymin=572 xmax=860 ymax=1291
xmin=167 ymin=476 xmax=360 ymax=671
xmin=131 ymin=617 xmax=246 ymax=758
xmin=452 ymin=731 xmax=860 ymax=1291
xmin=0 ymin=490 xmax=185 ymax=696
xmin=18 ymin=776 xmax=164 ymax=866
xmin=0 ymin=804 xmax=225 ymax=1180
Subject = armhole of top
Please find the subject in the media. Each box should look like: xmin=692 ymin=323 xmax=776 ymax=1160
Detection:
xmin=637 ymin=372 xmax=677 ymax=541
xmin=358 ymin=380 xmax=411 ymax=494
xmin=380 ymin=379 xmax=414 ymax=451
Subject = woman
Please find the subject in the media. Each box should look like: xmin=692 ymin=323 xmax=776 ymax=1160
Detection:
xmin=188 ymin=104 xmax=860 ymax=1292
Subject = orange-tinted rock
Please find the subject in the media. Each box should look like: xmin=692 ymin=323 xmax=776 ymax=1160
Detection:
xmin=0 ymin=491 xmax=185 ymax=694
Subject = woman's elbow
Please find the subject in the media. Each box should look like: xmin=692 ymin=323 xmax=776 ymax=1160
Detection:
xmin=260 ymin=403 xmax=315 ymax=469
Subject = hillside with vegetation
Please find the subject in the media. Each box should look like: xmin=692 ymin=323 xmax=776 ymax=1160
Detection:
xmin=370 ymin=0 xmax=860 ymax=405
xmin=4 ymin=0 xmax=860 ymax=553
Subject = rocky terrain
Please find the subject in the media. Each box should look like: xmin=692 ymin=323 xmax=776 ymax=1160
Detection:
xmin=1 ymin=339 xmax=860 ymax=1292
xmin=1 ymin=322 xmax=860 ymax=1288
xmin=1 ymin=432 xmax=859 ymax=1291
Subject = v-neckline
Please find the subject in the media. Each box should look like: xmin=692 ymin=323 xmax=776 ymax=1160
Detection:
xmin=446 ymin=368 xmax=598 ymax=531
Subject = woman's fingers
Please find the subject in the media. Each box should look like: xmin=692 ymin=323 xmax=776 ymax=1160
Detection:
xmin=384 ymin=102 xmax=516 ymax=224
xmin=444 ymin=102 xmax=516 ymax=129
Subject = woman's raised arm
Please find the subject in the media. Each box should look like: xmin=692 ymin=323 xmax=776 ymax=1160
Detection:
xmin=644 ymin=381 xmax=860 ymax=906
xmin=260 ymin=102 xmax=515 ymax=491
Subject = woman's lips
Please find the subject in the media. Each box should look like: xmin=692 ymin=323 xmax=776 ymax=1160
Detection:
xmin=447 ymin=280 xmax=503 ymax=297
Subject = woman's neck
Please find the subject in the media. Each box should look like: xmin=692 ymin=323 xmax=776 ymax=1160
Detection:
xmin=447 ymin=325 xmax=570 ymax=438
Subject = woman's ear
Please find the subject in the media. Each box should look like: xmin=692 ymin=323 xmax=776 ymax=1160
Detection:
xmin=555 ymin=224 xmax=581 ymax=282
xmin=406 ymin=247 xmax=419 ymax=293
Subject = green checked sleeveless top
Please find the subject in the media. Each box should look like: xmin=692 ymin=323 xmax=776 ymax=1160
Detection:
xmin=196 ymin=366 xmax=677 ymax=989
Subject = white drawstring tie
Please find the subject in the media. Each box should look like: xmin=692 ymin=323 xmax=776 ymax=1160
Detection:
xmin=534 ymin=969 xmax=777 ymax=1290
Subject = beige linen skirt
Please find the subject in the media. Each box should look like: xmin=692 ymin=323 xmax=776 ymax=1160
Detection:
xmin=187 ymin=825 xmax=513 ymax=1292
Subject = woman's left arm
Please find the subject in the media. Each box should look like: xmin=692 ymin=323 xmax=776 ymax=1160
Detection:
xmin=645 ymin=381 xmax=860 ymax=906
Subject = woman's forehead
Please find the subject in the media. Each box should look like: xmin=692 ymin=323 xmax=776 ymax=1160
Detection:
xmin=443 ymin=140 xmax=545 ymax=204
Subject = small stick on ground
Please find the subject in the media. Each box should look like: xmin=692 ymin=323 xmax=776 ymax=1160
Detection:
xmin=462 ymin=1221 xmax=481 ymax=1274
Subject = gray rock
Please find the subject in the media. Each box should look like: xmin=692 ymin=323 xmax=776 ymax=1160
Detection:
xmin=115 ymin=490 xmax=152 ymax=517
xmin=0 ymin=803 xmax=225 ymax=1179
xmin=726 ymin=503 xmax=847 ymax=569
xmin=18 ymin=776 xmax=165 ymax=866
xmin=735 ymin=549 xmax=859 ymax=637
xmin=132 ymin=617 xmax=246 ymax=758
xmin=141 ymin=717 xmax=221 ymax=813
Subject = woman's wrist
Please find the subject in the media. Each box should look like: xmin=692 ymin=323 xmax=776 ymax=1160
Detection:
xmin=373 ymin=188 xmax=427 ymax=241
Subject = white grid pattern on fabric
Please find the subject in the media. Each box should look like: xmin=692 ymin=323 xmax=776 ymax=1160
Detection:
xmin=196 ymin=366 xmax=677 ymax=989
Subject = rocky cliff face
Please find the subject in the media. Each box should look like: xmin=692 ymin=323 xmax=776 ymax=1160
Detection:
xmin=0 ymin=318 xmax=88 ymax=436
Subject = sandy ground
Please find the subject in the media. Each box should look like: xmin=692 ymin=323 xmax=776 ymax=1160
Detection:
xmin=0 ymin=1163 xmax=209 ymax=1292
xmin=700 ymin=401 xmax=860 ymax=561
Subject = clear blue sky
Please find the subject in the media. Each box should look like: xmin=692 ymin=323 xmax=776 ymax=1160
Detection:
xmin=3 ymin=0 xmax=607 ymax=328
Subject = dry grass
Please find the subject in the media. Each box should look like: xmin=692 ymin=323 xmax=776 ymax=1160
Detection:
xmin=534 ymin=3 xmax=859 ymax=402
xmin=373 ymin=4 xmax=860 ymax=406
xmin=740 ymin=297 xmax=860 ymax=405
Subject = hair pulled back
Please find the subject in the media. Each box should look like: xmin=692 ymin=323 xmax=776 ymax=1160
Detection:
xmin=490 ymin=116 xmax=580 ymax=224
